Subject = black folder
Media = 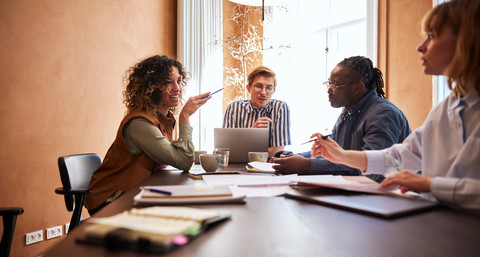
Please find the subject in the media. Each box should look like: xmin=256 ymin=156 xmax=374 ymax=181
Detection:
xmin=285 ymin=187 xmax=439 ymax=219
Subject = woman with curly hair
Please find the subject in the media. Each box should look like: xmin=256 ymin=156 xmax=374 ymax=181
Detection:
xmin=86 ymin=55 xmax=211 ymax=215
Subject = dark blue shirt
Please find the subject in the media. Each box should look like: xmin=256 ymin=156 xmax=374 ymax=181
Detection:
xmin=301 ymin=90 xmax=411 ymax=175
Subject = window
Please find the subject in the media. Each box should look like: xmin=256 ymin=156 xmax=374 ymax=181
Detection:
xmin=179 ymin=0 xmax=377 ymax=153
xmin=263 ymin=0 xmax=377 ymax=152
xmin=178 ymin=0 xmax=224 ymax=151
xmin=433 ymin=0 xmax=451 ymax=105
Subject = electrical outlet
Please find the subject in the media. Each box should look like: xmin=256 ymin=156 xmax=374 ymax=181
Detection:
xmin=46 ymin=225 xmax=63 ymax=239
xmin=26 ymin=230 xmax=43 ymax=245
xmin=65 ymin=223 xmax=70 ymax=234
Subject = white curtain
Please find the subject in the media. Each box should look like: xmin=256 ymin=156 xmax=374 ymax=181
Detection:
xmin=178 ymin=0 xmax=223 ymax=152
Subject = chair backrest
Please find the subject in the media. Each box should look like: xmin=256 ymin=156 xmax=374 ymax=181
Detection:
xmin=58 ymin=153 xmax=102 ymax=211
xmin=0 ymin=207 xmax=24 ymax=257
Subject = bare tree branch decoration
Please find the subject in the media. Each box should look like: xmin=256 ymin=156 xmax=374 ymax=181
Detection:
xmin=222 ymin=4 xmax=263 ymax=103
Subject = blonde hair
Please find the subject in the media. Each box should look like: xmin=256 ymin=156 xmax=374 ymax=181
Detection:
xmin=422 ymin=0 xmax=480 ymax=96
xmin=247 ymin=66 xmax=277 ymax=88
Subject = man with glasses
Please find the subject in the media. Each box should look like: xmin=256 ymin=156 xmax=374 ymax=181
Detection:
xmin=272 ymin=56 xmax=411 ymax=182
xmin=223 ymin=66 xmax=291 ymax=157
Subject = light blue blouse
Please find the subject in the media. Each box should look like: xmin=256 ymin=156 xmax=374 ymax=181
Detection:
xmin=366 ymin=89 xmax=480 ymax=210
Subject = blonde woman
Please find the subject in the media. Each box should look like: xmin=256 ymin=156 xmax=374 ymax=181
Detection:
xmin=310 ymin=0 xmax=480 ymax=212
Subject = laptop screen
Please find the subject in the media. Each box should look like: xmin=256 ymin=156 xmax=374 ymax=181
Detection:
xmin=214 ymin=128 xmax=269 ymax=163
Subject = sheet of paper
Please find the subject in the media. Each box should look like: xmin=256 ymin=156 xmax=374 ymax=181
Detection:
xmin=202 ymin=174 xmax=297 ymax=186
xmin=295 ymin=175 xmax=350 ymax=185
xmin=229 ymin=185 xmax=292 ymax=197
xmin=202 ymin=174 xmax=298 ymax=197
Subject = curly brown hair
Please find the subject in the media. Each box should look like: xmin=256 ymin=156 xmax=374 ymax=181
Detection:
xmin=123 ymin=55 xmax=188 ymax=116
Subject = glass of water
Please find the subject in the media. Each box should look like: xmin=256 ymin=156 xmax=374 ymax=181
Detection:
xmin=213 ymin=148 xmax=230 ymax=167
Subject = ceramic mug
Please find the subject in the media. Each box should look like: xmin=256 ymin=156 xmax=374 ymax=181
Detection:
xmin=194 ymin=150 xmax=207 ymax=164
xmin=199 ymin=154 xmax=221 ymax=172
xmin=248 ymin=152 xmax=268 ymax=162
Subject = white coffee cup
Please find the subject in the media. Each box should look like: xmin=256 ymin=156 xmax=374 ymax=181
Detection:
xmin=194 ymin=150 xmax=207 ymax=164
xmin=199 ymin=154 xmax=221 ymax=172
xmin=248 ymin=152 xmax=268 ymax=162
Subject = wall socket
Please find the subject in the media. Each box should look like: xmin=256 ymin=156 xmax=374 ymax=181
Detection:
xmin=26 ymin=230 xmax=43 ymax=245
xmin=46 ymin=225 xmax=63 ymax=239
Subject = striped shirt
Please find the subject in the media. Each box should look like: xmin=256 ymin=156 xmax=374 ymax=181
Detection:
xmin=223 ymin=99 xmax=291 ymax=147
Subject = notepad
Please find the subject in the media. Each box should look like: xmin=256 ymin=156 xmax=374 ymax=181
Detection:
xmin=77 ymin=206 xmax=231 ymax=253
xmin=134 ymin=185 xmax=246 ymax=205
xmin=140 ymin=185 xmax=233 ymax=198
xmin=188 ymin=170 xmax=241 ymax=180
xmin=246 ymin=161 xmax=279 ymax=173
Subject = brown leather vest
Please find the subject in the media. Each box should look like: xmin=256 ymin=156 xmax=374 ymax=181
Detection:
xmin=85 ymin=110 xmax=175 ymax=209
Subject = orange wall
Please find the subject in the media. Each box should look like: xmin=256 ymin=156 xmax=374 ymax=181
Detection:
xmin=0 ymin=0 xmax=176 ymax=256
xmin=379 ymin=0 xmax=433 ymax=130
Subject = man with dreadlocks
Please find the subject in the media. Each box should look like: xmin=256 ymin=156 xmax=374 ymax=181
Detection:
xmin=272 ymin=56 xmax=411 ymax=181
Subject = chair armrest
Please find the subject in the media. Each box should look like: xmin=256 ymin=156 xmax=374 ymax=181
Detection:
xmin=55 ymin=187 xmax=89 ymax=195
xmin=0 ymin=207 xmax=24 ymax=216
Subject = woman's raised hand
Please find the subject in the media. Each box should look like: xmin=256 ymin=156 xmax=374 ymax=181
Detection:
xmin=179 ymin=92 xmax=211 ymax=124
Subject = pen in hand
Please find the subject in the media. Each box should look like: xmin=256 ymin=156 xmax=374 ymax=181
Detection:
xmin=201 ymin=87 xmax=224 ymax=99
xmin=300 ymin=134 xmax=331 ymax=145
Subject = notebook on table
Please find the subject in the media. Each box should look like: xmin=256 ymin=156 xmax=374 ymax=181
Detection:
xmin=133 ymin=185 xmax=246 ymax=205
xmin=77 ymin=206 xmax=231 ymax=254
xmin=285 ymin=187 xmax=439 ymax=219
xmin=214 ymin=128 xmax=269 ymax=163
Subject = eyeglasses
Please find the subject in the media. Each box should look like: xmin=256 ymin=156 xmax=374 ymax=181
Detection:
xmin=323 ymin=80 xmax=359 ymax=90
xmin=252 ymin=84 xmax=275 ymax=94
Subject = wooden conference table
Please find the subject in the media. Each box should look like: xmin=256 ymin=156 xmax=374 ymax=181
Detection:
xmin=44 ymin=164 xmax=480 ymax=257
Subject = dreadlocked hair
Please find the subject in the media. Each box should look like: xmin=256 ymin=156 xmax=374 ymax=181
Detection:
xmin=338 ymin=56 xmax=386 ymax=98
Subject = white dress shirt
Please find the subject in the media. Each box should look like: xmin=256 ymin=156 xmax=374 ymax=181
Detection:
xmin=365 ymin=89 xmax=480 ymax=210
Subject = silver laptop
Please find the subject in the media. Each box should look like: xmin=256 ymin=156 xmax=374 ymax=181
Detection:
xmin=214 ymin=128 xmax=269 ymax=163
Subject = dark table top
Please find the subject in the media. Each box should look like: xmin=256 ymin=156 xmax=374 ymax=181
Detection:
xmin=44 ymin=165 xmax=480 ymax=257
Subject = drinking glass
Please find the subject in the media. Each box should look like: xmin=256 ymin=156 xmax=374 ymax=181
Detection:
xmin=213 ymin=148 xmax=230 ymax=167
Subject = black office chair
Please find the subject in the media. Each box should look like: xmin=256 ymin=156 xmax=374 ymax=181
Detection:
xmin=0 ymin=207 xmax=24 ymax=257
xmin=55 ymin=153 xmax=102 ymax=233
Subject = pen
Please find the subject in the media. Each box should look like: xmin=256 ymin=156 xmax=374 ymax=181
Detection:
xmin=201 ymin=87 xmax=224 ymax=99
xmin=300 ymin=134 xmax=331 ymax=145
xmin=143 ymin=188 xmax=172 ymax=195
